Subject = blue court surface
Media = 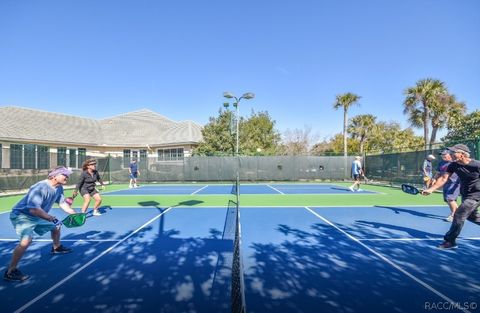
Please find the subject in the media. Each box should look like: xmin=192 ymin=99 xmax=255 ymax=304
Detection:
xmin=103 ymin=183 xmax=378 ymax=196
xmin=1 ymin=205 xmax=479 ymax=313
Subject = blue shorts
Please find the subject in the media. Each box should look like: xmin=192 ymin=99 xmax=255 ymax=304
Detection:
xmin=443 ymin=182 xmax=460 ymax=202
xmin=352 ymin=174 xmax=361 ymax=180
xmin=10 ymin=212 xmax=55 ymax=241
xmin=129 ymin=172 xmax=138 ymax=179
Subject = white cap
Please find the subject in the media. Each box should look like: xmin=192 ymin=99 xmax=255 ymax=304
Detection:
xmin=427 ymin=154 xmax=435 ymax=160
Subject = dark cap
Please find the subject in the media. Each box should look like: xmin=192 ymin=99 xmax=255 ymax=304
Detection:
xmin=439 ymin=150 xmax=450 ymax=155
xmin=448 ymin=144 xmax=471 ymax=154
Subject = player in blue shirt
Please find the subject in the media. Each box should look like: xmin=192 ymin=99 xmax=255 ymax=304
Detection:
xmin=4 ymin=166 xmax=76 ymax=282
xmin=129 ymin=158 xmax=140 ymax=188
xmin=432 ymin=150 xmax=460 ymax=222
xmin=349 ymin=156 xmax=363 ymax=192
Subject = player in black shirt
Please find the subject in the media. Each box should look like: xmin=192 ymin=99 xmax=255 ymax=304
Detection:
xmin=423 ymin=144 xmax=480 ymax=249
xmin=73 ymin=159 xmax=105 ymax=216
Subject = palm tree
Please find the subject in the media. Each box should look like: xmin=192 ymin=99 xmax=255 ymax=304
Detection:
xmin=348 ymin=114 xmax=377 ymax=154
xmin=429 ymin=93 xmax=466 ymax=146
xmin=403 ymin=78 xmax=446 ymax=151
xmin=333 ymin=93 xmax=361 ymax=157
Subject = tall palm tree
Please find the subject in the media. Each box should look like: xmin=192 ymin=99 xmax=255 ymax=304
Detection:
xmin=429 ymin=93 xmax=466 ymax=146
xmin=333 ymin=93 xmax=361 ymax=157
xmin=348 ymin=114 xmax=377 ymax=154
xmin=403 ymin=78 xmax=445 ymax=151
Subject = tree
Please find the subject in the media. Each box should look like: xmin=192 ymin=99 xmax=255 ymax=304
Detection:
xmin=347 ymin=114 xmax=377 ymax=154
xmin=403 ymin=78 xmax=446 ymax=151
xmin=443 ymin=110 xmax=480 ymax=143
xmin=367 ymin=122 xmax=423 ymax=153
xmin=278 ymin=126 xmax=318 ymax=156
xmin=429 ymin=93 xmax=466 ymax=145
xmin=240 ymin=111 xmax=281 ymax=155
xmin=193 ymin=107 xmax=280 ymax=156
xmin=194 ymin=108 xmax=236 ymax=156
xmin=333 ymin=93 xmax=361 ymax=158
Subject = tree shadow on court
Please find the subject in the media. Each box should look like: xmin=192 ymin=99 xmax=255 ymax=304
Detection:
xmin=374 ymin=205 xmax=444 ymax=220
xmin=1 ymin=202 xmax=233 ymax=313
xmin=243 ymin=222 xmax=480 ymax=313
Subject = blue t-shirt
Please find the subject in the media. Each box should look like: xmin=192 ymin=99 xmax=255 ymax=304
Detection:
xmin=351 ymin=160 xmax=362 ymax=176
xmin=437 ymin=160 xmax=458 ymax=184
xmin=12 ymin=180 xmax=65 ymax=216
xmin=129 ymin=162 xmax=139 ymax=173
xmin=422 ymin=159 xmax=433 ymax=177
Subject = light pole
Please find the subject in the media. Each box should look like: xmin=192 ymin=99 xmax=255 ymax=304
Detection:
xmin=223 ymin=92 xmax=255 ymax=156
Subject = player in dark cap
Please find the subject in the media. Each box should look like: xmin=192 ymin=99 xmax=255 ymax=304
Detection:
xmin=423 ymin=144 xmax=480 ymax=249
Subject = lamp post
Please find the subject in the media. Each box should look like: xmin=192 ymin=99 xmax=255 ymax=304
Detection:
xmin=223 ymin=92 xmax=255 ymax=156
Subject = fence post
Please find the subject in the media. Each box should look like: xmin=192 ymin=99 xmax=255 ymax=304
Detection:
xmin=476 ymin=138 xmax=480 ymax=161
xmin=107 ymin=154 xmax=111 ymax=184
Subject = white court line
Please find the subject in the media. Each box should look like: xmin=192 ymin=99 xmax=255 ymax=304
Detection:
xmin=14 ymin=207 xmax=174 ymax=313
xmin=0 ymin=238 xmax=121 ymax=242
xmin=191 ymin=185 xmax=209 ymax=195
xmin=0 ymin=211 xmax=11 ymax=215
xmin=358 ymin=237 xmax=480 ymax=242
xmin=304 ymin=206 xmax=471 ymax=313
xmin=266 ymin=184 xmax=285 ymax=194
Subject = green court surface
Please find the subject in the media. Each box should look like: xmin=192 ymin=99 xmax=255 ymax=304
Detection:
xmin=0 ymin=183 xmax=446 ymax=212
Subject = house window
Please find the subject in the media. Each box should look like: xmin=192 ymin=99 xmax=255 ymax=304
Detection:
xmin=57 ymin=147 xmax=67 ymax=167
xmin=37 ymin=145 xmax=50 ymax=169
xmin=24 ymin=144 xmax=36 ymax=169
xmin=10 ymin=144 xmax=22 ymax=169
xmin=9 ymin=144 xmax=50 ymax=169
xmin=69 ymin=149 xmax=77 ymax=168
xmin=157 ymin=148 xmax=184 ymax=161
xmin=78 ymin=148 xmax=86 ymax=166
xmin=123 ymin=149 xmax=131 ymax=167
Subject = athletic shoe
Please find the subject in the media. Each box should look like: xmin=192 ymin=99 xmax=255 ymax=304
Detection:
xmin=445 ymin=215 xmax=453 ymax=222
xmin=4 ymin=269 xmax=30 ymax=282
xmin=348 ymin=187 xmax=354 ymax=192
xmin=134 ymin=184 xmax=138 ymax=188
xmin=356 ymin=188 xmax=363 ymax=192
xmin=129 ymin=185 xmax=133 ymax=188
xmin=92 ymin=210 xmax=102 ymax=216
xmin=438 ymin=241 xmax=457 ymax=250
xmin=51 ymin=245 xmax=72 ymax=254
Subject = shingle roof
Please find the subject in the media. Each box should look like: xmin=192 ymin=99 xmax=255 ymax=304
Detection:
xmin=0 ymin=106 xmax=203 ymax=147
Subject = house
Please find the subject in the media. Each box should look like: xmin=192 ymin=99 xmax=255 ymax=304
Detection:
xmin=0 ymin=106 xmax=203 ymax=170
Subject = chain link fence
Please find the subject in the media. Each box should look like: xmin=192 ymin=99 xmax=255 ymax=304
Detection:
xmin=365 ymin=139 xmax=480 ymax=186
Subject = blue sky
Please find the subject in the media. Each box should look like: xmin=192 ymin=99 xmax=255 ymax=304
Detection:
xmin=1 ymin=0 xmax=479 ymax=141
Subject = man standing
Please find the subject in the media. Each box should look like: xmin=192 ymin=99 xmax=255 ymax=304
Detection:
xmin=129 ymin=158 xmax=140 ymax=188
xmin=349 ymin=156 xmax=363 ymax=192
xmin=422 ymin=144 xmax=480 ymax=249
xmin=4 ymin=166 xmax=76 ymax=281
xmin=432 ymin=150 xmax=460 ymax=222
xmin=422 ymin=154 xmax=436 ymax=189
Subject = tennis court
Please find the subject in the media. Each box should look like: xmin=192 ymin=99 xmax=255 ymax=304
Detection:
xmin=1 ymin=184 xmax=479 ymax=313
xmin=102 ymin=183 xmax=379 ymax=196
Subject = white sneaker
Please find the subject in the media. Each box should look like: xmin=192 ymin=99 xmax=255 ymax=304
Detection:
xmin=348 ymin=187 xmax=354 ymax=192
xmin=92 ymin=210 xmax=102 ymax=216
xmin=129 ymin=185 xmax=133 ymax=188
xmin=356 ymin=188 xmax=363 ymax=192
xmin=134 ymin=184 xmax=138 ymax=188
xmin=445 ymin=215 xmax=453 ymax=222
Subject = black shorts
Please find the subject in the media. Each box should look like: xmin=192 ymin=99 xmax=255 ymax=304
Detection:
xmin=80 ymin=188 xmax=99 ymax=197
xmin=353 ymin=174 xmax=361 ymax=180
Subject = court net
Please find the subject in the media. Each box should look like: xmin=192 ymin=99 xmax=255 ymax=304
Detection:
xmin=226 ymin=178 xmax=246 ymax=313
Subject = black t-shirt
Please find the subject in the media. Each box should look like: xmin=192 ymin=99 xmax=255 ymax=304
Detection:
xmin=447 ymin=160 xmax=480 ymax=200
xmin=76 ymin=170 xmax=102 ymax=192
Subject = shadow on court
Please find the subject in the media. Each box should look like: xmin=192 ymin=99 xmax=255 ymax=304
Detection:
xmin=374 ymin=205 xmax=445 ymax=220
xmin=243 ymin=222 xmax=480 ymax=313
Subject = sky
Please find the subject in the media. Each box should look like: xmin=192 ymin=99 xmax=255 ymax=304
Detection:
xmin=1 ymin=0 xmax=479 ymax=142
